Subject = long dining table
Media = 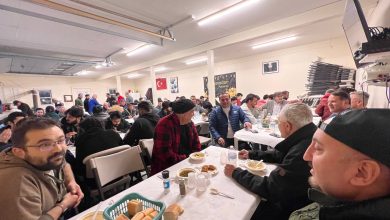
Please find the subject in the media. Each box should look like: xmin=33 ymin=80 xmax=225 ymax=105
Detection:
xmin=70 ymin=146 xmax=276 ymax=220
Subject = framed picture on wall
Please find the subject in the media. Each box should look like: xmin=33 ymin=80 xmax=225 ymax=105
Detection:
xmin=262 ymin=60 xmax=279 ymax=74
xmin=63 ymin=95 xmax=73 ymax=102
xmin=170 ymin=77 xmax=179 ymax=93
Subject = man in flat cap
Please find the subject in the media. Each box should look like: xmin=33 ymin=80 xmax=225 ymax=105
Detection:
xmin=151 ymin=99 xmax=201 ymax=175
xmin=289 ymin=109 xmax=390 ymax=219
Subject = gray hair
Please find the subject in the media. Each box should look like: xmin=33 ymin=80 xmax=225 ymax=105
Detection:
xmin=350 ymin=91 xmax=370 ymax=107
xmin=279 ymin=103 xmax=313 ymax=129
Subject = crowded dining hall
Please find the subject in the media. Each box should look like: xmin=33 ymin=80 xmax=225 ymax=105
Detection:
xmin=1 ymin=0 xmax=390 ymax=219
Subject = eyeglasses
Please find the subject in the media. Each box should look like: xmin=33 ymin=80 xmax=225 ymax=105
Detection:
xmin=25 ymin=138 xmax=66 ymax=152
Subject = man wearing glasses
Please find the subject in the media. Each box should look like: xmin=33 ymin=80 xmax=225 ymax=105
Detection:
xmin=0 ymin=118 xmax=83 ymax=220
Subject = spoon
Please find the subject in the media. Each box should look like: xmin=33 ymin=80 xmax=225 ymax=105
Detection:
xmin=210 ymin=188 xmax=234 ymax=199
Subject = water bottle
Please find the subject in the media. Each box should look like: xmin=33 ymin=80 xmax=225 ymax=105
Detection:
xmin=162 ymin=170 xmax=170 ymax=194
xmin=228 ymin=145 xmax=237 ymax=165
xmin=269 ymin=118 xmax=276 ymax=134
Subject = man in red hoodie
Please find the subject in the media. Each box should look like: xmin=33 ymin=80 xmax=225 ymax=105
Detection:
xmin=315 ymin=89 xmax=334 ymax=121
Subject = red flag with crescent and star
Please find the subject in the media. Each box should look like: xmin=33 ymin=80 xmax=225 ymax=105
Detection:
xmin=156 ymin=78 xmax=167 ymax=90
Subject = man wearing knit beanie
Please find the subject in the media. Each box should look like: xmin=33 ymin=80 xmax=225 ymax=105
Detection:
xmin=290 ymin=109 xmax=390 ymax=219
xmin=151 ymin=99 xmax=201 ymax=175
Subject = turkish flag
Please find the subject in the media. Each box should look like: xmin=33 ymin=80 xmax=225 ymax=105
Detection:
xmin=156 ymin=78 xmax=167 ymax=90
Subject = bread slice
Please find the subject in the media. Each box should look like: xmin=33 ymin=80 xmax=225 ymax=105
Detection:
xmin=127 ymin=200 xmax=143 ymax=216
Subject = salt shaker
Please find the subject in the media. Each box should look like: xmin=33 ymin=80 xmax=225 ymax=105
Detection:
xmin=162 ymin=170 xmax=170 ymax=194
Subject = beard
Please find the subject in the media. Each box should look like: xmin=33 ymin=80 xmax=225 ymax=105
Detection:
xmin=26 ymin=151 xmax=66 ymax=171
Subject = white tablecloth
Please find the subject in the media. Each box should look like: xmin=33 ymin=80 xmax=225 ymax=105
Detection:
xmin=70 ymin=146 xmax=275 ymax=220
xmin=234 ymin=127 xmax=284 ymax=148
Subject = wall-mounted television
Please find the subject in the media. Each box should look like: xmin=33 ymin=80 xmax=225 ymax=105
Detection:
xmin=342 ymin=0 xmax=390 ymax=68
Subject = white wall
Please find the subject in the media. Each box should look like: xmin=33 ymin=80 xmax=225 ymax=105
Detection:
xmin=0 ymin=74 xmax=136 ymax=108
xmin=133 ymin=37 xmax=355 ymax=101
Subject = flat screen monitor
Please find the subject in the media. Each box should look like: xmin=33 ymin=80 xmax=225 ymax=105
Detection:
xmin=342 ymin=0 xmax=372 ymax=68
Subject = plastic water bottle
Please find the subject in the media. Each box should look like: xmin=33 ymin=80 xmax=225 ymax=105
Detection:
xmin=162 ymin=170 xmax=170 ymax=194
xmin=269 ymin=118 xmax=276 ymax=134
xmin=228 ymin=145 xmax=237 ymax=165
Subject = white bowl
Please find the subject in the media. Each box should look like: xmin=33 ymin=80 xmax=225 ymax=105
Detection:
xmin=189 ymin=152 xmax=205 ymax=161
xmin=176 ymin=167 xmax=197 ymax=179
xmin=246 ymin=160 xmax=266 ymax=172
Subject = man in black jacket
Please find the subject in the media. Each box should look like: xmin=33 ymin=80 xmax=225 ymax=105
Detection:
xmin=289 ymin=109 xmax=390 ymax=219
xmin=225 ymin=103 xmax=316 ymax=219
xmin=13 ymin=100 xmax=33 ymax=117
xmin=105 ymin=111 xmax=131 ymax=133
xmin=123 ymin=101 xmax=160 ymax=146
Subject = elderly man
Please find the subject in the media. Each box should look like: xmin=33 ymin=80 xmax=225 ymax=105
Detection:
xmin=0 ymin=118 xmax=83 ymax=219
xmin=88 ymin=94 xmax=99 ymax=114
xmin=350 ymin=91 xmax=369 ymax=109
xmin=261 ymin=91 xmax=289 ymax=116
xmin=209 ymin=93 xmax=251 ymax=147
xmin=327 ymin=90 xmax=350 ymax=117
xmin=289 ymin=109 xmax=390 ymax=219
xmin=227 ymin=103 xmax=317 ymax=219
xmin=151 ymin=99 xmax=201 ymax=175
xmin=240 ymin=93 xmax=261 ymax=124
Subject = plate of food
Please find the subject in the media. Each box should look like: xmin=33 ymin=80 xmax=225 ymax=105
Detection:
xmin=189 ymin=152 xmax=205 ymax=161
xmin=176 ymin=167 xmax=197 ymax=179
xmin=246 ymin=160 xmax=266 ymax=172
xmin=200 ymin=164 xmax=218 ymax=176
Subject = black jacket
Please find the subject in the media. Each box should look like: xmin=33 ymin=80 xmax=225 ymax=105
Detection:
xmin=123 ymin=113 xmax=160 ymax=146
xmin=74 ymin=127 xmax=122 ymax=177
xmin=18 ymin=102 xmax=33 ymax=116
xmin=83 ymin=98 xmax=90 ymax=113
xmin=232 ymin=123 xmax=317 ymax=220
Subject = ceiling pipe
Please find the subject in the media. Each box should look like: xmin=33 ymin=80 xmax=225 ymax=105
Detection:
xmin=0 ymin=52 xmax=103 ymax=64
xmin=0 ymin=4 xmax=162 ymax=45
xmin=27 ymin=0 xmax=176 ymax=41
xmin=68 ymin=0 xmax=165 ymax=29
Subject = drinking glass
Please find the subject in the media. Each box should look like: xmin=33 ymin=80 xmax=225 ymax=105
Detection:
xmin=187 ymin=172 xmax=196 ymax=189
xmin=196 ymin=173 xmax=208 ymax=192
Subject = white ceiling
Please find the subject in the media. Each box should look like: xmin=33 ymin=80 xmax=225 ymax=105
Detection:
xmin=0 ymin=0 xmax=380 ymax=78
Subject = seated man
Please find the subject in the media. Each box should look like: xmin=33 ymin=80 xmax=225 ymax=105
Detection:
xmin=91 ymin=104 xmax=109 ymax=128
xmin=261 ymin=91 xmax=289 ymax=116
xmin=0 ymin=118 xmax=83 ymax=219
xmin=226 ymin=103 xmax=317 ymax=219
xmin=35 ymin=107 xmax=45 ymax=117
xmin=74 ymin=118 xmax=122 ymax=187
xmin=151 ymin=99 xmax=201 ymax=175
xmin=61 ymin=107 xmax=84 ymax=143
xmin=240 ymin=93 xmax=261 ymax=124
xmin=45 ymin=105 xmax=60 ymax=122
xmin=350 ymin=91 xmax=370 ymax=109
xmin=123 ymin=101 xmax=160 ymax=146
xmin=209 ymin=93 xmax=251 ymax=147
xmin=327 ymin=90 xmax=350 ymax=117
xmin=105 ymin=111 xmax=131 ymax=133
xmin=290 ymin=109 xmax=390 ymax=219
xmin=0 ymin=112 xmax=26 ymax=151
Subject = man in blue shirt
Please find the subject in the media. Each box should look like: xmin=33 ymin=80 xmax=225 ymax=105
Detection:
xmin=209 ymin=93 xmax=251 ymax=147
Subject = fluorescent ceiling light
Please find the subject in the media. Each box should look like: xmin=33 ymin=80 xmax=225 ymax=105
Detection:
xmin=127 ymin=73 xmax=143 ymax=79
xmin=54 ymin=68 xmax=65 ymax=71
xmin=252 ymin=36 xmax=298 ymax=49
xmin=95 ymin=64 xmax=102 ymax=69
xmin=185 ymin=57 xmax=208 ymax=65
xmin=76 ymin=70 xmax=88 ymax=76
xmin=154 ymin=66 xmax=167 ymax=72
xmin=198 ymin=0 xmax=260 ymax=26
xmin=126 ymin=44 xmax=151 ymax=56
